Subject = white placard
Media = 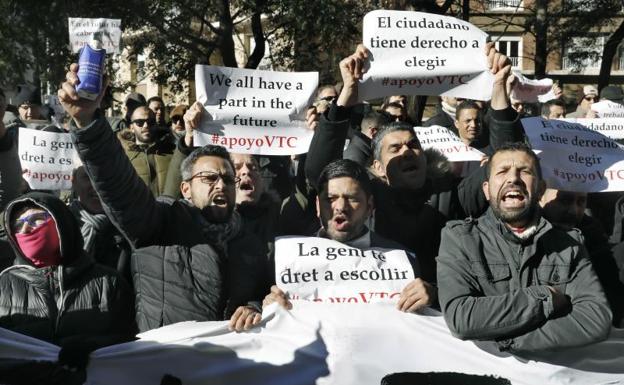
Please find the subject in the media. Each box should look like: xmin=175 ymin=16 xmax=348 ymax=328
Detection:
xmin=18 ymin=128 xmax=80 ymax=190
xmin=274 ymin=236 xmax=415 ymax=304
xmin=194 ymin=65 xmax=318 ymax=155
xmin=510 ymin=71 xmax=553 ymax=103
xmin=68 ymin=18 xmax=122 ymax=54
xmin=416 ymin=125 xmax=485 ymax=162
xmin=358 ymin=10 xmax=493 ymax=101
xmin=522 ymin=117 xmax=624 ymax=192
xmin=562 ymin=118 xmax=624 ymax=140
xmin=591 ymin=100 xmax=624 ymax=118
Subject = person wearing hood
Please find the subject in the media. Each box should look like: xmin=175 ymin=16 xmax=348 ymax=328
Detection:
xmin=0 ymin=192 xmax=135 ymax=352
xmin=304 ymin=43 xmax=523 ymax=284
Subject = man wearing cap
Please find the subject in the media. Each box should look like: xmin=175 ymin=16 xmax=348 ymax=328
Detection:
xmin=568 ymin=85 xmax=599 ymax=118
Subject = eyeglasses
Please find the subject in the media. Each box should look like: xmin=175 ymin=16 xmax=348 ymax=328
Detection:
xmin=12 ymin=212 xmax=51 ymax=233
xmin=319 ymin=96 xmax=336 ymax=102
xmin=584 ymin=96 xmax=598 ymax=101
xmin=131 ymin=118 xmax=156 ymax=127
xmin=172 ymin=116 xmax=184 ymax=124
xmin=186 ymin=171 xmax=240 ymax=186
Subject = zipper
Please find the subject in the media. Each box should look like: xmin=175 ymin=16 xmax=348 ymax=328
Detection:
xmin=55 ymin=267 xmax=65 ymax=332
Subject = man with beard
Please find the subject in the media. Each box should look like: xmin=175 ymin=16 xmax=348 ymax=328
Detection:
xmin=437 ymin=143 xmax=612 ymax=353
xmin=305 ymin=43 xmax=523 ymax=284
xmin=257 ymin=159 xmax=435 ymax=325
xmin=230 ymin=153 xmax=280 ymax=255
xmin=119 ymin=105 xmax=175 ymax=196
xmin=58 ymin=63 xmax=270 ymax=333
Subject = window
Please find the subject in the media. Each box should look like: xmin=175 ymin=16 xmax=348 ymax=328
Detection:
xmin=562 ymin=36 xmax=605 ymax=71
xmin=136 ymin=52 xmax=147 ymax=81
xmin=494 ymin=37 xmax=522 ymax=68
xmin=487 ymin=0 xmax=522 ymax=11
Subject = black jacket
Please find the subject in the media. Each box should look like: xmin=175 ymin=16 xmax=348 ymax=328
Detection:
xmin=0 ymin=192 xmax=135 ymax=347
xmin=343 ymin=130 xmax=372 ymax=167
xmin=71 ymin=116 xmax=270 ymax=332
xmin=304 ymin=103 xmax=522 ymax=282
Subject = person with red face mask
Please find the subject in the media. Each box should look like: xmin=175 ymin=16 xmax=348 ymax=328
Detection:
xmin=0 ymin=192 xmax=135 ymax=375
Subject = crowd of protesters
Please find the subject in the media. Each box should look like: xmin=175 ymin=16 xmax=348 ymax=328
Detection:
xmin=1 ymin=36 xmax=624 ymax=383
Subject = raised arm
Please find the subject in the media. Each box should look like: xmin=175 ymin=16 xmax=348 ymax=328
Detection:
xmin=304 ymin=46 xmax=368 ymax=189
xmin=58 ymin=64 xmax=166 ymax=247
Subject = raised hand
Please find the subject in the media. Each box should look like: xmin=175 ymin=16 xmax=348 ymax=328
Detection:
xmin=57 ymin=63 xmax=107 ymax=128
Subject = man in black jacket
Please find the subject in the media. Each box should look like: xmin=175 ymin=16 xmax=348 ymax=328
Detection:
xmin=304 ymin=43 xmax=523 ymax=283
xmin=264 ymin=159 xmax=436 ymax=320
xmin=58 ymin=64 xmax=271 ymax=333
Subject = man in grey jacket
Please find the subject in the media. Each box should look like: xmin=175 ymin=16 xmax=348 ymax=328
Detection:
xmin=437 ymin=142 xmax=612 ymax=354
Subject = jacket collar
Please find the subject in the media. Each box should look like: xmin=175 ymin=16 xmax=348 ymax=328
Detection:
xmin=483 ymin=206 xmax=551 ymax=245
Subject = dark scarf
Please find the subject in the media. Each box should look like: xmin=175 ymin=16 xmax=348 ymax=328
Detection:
xmin=183 ymin=200 xmax=242 ymax=255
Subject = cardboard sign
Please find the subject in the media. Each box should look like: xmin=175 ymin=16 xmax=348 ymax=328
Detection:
xmin=591 ymin=100 xmax=624 ymax=118
xmin=562 ymin=118 xmax=624 ymax=140
xmin=68 ymin=17 xmax=122 ymax=54
xmin=522 ymin=117 xmax=624 ymax=192
xmin=358 ymin=10 xmax=493 ymax=101
xmin=416 ymin=125 xmax=485 ymax=162
xmin=194 ymin=65 xmax=318 ymax=155
xmin=18 ymin=128 xmax=80 ymax=190
xmin=274 ymin=236 xmax=415 ymax=304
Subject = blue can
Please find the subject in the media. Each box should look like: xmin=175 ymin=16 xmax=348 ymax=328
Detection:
xmin=76 ymin=39 xmax=106 ymax=100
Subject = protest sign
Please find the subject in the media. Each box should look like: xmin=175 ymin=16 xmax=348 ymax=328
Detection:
xmin=562 ymin=118 xmax=624 ymax=140
xmin=522 ymin=117 xmax=624 ymax=192
xmin=509 ymin=70 xmax=554 ymax=103
xmin=18 ymin=128 xmax=80 ymax=190
xmin=194 ymin=65 xmax=318 ymax=155
xmin=3 ymin=303 xmax=624 ymax=385
xmin=591 ymin=100 xmax=624 ymax=118
xmin=68 ymin=18 xmax=122 ymax=54
xmin=274 ymin=236 xmax=415 ymax=304
xmin=359 ymin=10 xmax=493 ymax=101
xmin=416 ymin=125 xmax=485 ymax=162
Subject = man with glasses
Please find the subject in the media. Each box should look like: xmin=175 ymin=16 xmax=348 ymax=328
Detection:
xmin=120 ymin=105 xmax=175 ymax=196
xmin=58 ymin=63 xmax=270 ymax=333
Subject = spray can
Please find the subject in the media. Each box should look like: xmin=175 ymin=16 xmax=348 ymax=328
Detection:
xmin=76 ymin=36 xmax=106 ymax=100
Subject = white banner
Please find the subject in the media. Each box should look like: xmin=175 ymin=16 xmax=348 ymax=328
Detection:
xmin=18 ymin=128 xmax=80 ymax=190
xmin=68 ymin=18 xmax=122 ymax=54
xmin=562 ymin=118 xmax=624 ymax=140
xmin=194 ymin=65 xmax=318 ymax=155
xmin=591 ymin=100 xmax=624 ymax=118
xmin=522 ymin=117 xmax=624 ymax=192
xmin=416 ymin=125 xmax=485 ymax=162
xmin=274 ymin=236 xmax=415 ymax=303
xmin=510 ymin=71 xmax=554 ymax=103
xmin=359 ymin=10 xmax=493 ymax=101
xmin=2 ymin=303 xmax=623 ymax=385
